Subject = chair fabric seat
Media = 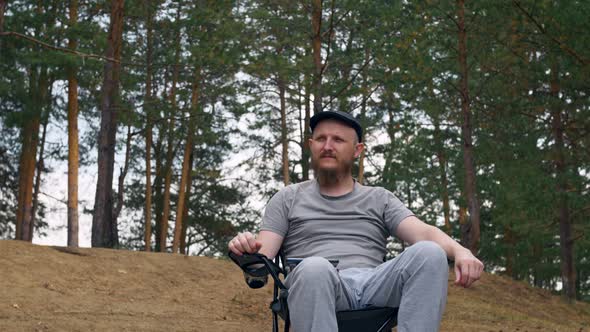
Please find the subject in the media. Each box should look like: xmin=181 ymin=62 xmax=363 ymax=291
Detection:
xmin=337 ymin=307 xmax=398 ymax=332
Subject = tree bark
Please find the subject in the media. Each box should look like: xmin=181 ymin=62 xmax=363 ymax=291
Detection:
xmin=457 ymin=0 xmax=481 ymax=254
xmin=92 ymin=0 xmax=124 ymax=248
xmin=16 ymin=1 xmax=52 ymax=241
xmin=67 ymin=0 xmax=79 ymax=247
xmin=383 ymin=105 xmax=397 ymax=190
xmin=504 ymin=228 xmax=515 ymax=277
xmin=153 ymin=137 xmax=163 ymax=251
xmin=301 ymin=75 xmax=311 ymax=180
xmin=550 ymin=61 xmax=576 ymax=302
xmin=159 ymin=6 xmax=182 ymax=252
xmin=113 ymin=125 xmax=132 ymax=223
xmin=434 ymin=118 xmax=451 ymax=234
xmin=179 ymin=150 xmax=194 ymax=255
xmin=30 ymin=98 xmax=50 ymax=242
xmin=16 ymin=65 xmax=45 ymax=241
xmin=0 ymin=0 xmax=6 ymax=33
xmin=144 ymin=125 xmax=153 ymax=251
xmin=278 ymin=76 xmax=289 ymax=186
xmin=172 ymin=70 xmax=199 ymax=254
xmin=357 ymin=48 xmax=369 ymax=184
xmin=311 ymin=0 xmax=323 ymax=113
xmin=143 ymin=0 xmax=155 ymax=252
xmin=158 ymin=107 xmax=177 ymax=252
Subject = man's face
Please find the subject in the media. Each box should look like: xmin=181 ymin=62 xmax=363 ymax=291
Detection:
xmin=309 ymin=119 xmax=364 ymax=175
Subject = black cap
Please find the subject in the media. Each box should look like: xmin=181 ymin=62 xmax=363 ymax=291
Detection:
xmin=310 ymin=110 xmax=363 ymax=142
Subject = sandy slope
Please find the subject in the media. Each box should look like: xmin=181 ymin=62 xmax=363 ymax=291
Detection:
xmin=1 ymin=240 xmax=589 ymax=331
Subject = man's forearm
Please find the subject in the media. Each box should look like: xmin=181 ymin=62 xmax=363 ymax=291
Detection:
xmin=397 ymin=216 xmax=484 ymax=287
xmin=421 ymin=225 xmax=471 ymax=260
xmin=397 ymin=216 xmax=470 ymax=259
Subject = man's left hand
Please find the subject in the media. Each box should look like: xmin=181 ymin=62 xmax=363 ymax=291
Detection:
xmin=453 ymin=249 xmax=484 ymax=288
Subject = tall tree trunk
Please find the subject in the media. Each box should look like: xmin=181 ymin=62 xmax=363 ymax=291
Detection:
xmin=357 ymin=48 xmax=369 ymax=184
xmin=550 ymin=61 xmax=576 ymax=302
xmin=159 ymin=7 xmax=182 ymax=252
xmin=0 ymin=0 xmax=5 ymax=55
xmin=67 ymin=0 xmax=79 ymax=247
xmin=533 ymin=243 xmax=543 ymax=288
xmin=26 ymin=69 xmax=50 ymax=242
xmin=501 ymin=17 xmax=524 ymax=273
xmin=434 ymin=117 xmax=451 ymax=234
xmin=172 ymin=70 xmax=199 ymax=254
xmin=16 ymin=1 xmax=45 ymax=241
xmin=16 ymin=116 xmax=38 ymax=241
xmin=143 ymin=0 xmax=155 ymax=252
xmin=457 ymin=0 xmax=480 ymax=254
xmin=301 ymin=77 xmax=311 ymax=180
xmin=357 ymin=125 xmax=366 ymax=184
xmin=16 ymin=65 xmax=45 ymax=241
xmin=278 ymin=77 xmax=289 ymax=186
xmin=145 ymin=126 xmax=153 ymax=251
xmin=383 ymin=105 xmax=397 ymax=190
xmin=158 ymin=110 xmax=176 ymax=252
xmin=311 ymin=0 xmax=323 ymax=113
xmin=179 ymin=150 xmax=195 ymax=255
xmin=92 ymin=0 xmax=124 ymax=248
xmin=153 ymin=137 xmax=164 ymax=251
xmin=152 ymin=61 xmax=171 ymax=250
xmin=504 ymin=228 xmax=515 ymax=277
xmin=0 ymin=0 xmax=6 ymax=33
xmin=113 ymin=125 xmax=132 ymax=223
xmin=337 ymin=30 xmax=354 ymax=113
xmin=30 ymin=99 xmax=49 ymax=242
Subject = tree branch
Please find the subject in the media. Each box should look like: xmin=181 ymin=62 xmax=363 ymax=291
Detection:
xmin=512 ymin=0 xmax=589 ymax=66
xmin=0 ymin=31 xmax=122 ymax=63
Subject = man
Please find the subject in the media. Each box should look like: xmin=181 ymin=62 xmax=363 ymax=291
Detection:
xmin=228 ymin=110 xmax=483 ymax=332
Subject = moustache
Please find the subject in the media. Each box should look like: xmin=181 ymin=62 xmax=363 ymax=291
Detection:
xmin=320 ymin=153 xmax=337 ymax=158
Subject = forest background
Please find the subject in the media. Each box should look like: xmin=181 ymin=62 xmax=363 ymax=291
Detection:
xmin=0 ymin=0 xmax=588 ymax=303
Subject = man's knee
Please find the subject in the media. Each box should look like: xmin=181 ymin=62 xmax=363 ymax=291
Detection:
xmin=406 ymin=241 xmax=448 ymax=273
xmin=288 ymin=256 xmax=339 ymax=284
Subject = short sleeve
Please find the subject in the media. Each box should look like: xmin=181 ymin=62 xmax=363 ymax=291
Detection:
xmin=383 ymin=189 xmax=414 ymax=237
xmin=260 ymin=189 xmax=290 ymax=236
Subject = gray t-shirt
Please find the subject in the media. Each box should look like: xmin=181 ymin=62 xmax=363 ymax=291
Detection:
xmin=261 ymin=179 xmax=414 ymax=269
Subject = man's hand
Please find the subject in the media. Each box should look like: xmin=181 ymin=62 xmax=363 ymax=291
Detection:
xmin=453 ymin=249 xmax=484 ymax=288
xmin=228 ymin=232 xmax=262 ymax=256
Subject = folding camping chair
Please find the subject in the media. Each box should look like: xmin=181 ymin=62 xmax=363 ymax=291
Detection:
xmin=229 ymin=251 xmax=398 ymax=332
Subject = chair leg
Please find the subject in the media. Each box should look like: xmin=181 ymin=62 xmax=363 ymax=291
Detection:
xmin=273 ymin=312 xmax=278 ymax=332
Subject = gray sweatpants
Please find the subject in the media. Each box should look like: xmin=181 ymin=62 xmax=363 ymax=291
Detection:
xmin=284 ymin=241 xmax=449 ymax=332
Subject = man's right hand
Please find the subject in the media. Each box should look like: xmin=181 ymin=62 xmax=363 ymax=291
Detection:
xmin=228 ymin=232 xmax=262 ymax=256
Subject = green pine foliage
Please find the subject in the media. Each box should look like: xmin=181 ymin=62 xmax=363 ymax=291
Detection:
xmin=0 ymin=0 xmax=588 ymax=300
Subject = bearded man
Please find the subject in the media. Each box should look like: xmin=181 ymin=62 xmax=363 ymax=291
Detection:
xmin=228 ymin=110 xmax=483 ymax=332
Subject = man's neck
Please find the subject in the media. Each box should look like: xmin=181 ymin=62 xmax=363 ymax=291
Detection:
xmin=316 ymin=173 xmax=355 ymax=197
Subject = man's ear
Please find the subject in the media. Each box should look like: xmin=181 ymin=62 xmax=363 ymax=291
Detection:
xmin=354 ymin=143 xmax=364 ymax=158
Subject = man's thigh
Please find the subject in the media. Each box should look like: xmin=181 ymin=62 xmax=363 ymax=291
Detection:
xmin=356 ymin=258 xmax=406 ymax=308
xmin=358 ymin=241 xmax=449 ymax=308
xmin=284 ymin=256 xmax=354 ymax=311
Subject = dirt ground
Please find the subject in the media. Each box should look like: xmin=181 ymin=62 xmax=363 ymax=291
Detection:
xmin=1 ymin=240 xmax=589 ymax=331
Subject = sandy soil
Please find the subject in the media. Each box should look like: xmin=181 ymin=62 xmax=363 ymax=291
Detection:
xmin=1 ymin=240 xmax=589 ymax=331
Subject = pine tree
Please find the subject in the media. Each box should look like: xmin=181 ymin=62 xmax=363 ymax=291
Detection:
xmin=92 ymin=0 xmax=125 ymax=248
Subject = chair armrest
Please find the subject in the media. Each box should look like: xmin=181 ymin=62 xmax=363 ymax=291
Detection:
xmin=228 ymin=251 xmax=287 ymax=290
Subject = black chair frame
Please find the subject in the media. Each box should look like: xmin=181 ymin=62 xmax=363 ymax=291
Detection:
xmin=229 ymin=251 xmax=398 ymax=332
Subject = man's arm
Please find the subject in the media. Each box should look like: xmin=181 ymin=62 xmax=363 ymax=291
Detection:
xmin=228 ymin=230 xmax=284 ymax=259
xmin=395 ymin=216 xmax=484 ymax=288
